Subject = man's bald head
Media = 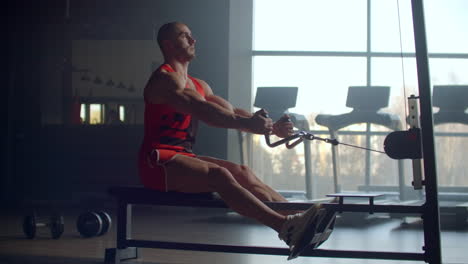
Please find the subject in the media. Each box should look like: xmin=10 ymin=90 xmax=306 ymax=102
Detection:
xmin=156 ymin=21 xmax=186 ymax=50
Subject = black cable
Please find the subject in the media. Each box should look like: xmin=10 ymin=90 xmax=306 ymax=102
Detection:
xmin=335 ymin=141 xmax=386 ymax=154
xmin=304 ymin=132 xmax=386 ymax=154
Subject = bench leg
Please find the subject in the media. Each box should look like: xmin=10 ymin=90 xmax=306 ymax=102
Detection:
xmin=104 ymin=247 xmax=138 ymax=264
xmin=105 ymin=200 xmax=138 ymax=263
xmin=117 ymin=201 xmax=132 ymax=248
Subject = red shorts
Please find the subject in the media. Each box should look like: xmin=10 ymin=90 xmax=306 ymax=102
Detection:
xmin=138 ymin=146 xmax=196 ymax=191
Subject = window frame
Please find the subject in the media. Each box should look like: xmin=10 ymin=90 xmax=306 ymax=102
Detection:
xmin=249 ymin=0 xmax=468 ymax=197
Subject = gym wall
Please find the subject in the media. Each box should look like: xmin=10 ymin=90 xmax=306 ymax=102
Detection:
xmin=5 ymin=0 xmax=230 ymax=206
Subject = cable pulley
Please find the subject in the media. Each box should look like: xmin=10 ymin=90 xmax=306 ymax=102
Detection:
xmin=264 ymin=131 xmax=386 ymax=154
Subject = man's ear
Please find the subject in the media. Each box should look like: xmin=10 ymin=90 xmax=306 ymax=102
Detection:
xmin=162 ymin=39 xmax=173 ymax=51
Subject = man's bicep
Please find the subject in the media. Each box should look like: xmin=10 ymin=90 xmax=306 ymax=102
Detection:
xmin=205 ymin=94 xmax=234 ymax=112
xmin=165 ymin=88 xmax=208 ymax=114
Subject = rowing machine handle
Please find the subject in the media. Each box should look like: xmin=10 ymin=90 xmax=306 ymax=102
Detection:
xmin=261 ymin=112 xmax=303 ymax=148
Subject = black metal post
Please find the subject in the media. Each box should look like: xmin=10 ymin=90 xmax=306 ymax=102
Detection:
xmin=411 ymin=1 xmax=442 ymax=263
xmin=116 ymin=200 xmax=131 ymax=249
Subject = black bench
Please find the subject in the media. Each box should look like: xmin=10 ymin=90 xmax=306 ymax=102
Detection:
xmin=104 ymin=186 xmax=335 ymax=263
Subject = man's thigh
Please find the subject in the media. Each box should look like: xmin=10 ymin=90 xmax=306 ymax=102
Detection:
xmin=165 ymin=154 xmax=219 ymax=193
xmin=197 ymin=156 xmax=254 ymax=186
xmin=197 ymin=156 xmax=237 ymax=170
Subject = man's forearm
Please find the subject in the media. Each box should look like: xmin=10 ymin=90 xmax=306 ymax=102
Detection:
xmin=191 ymin=99 xmax=252 ymax=131
xmin=203 ymin=95 xmax=254 ymax=129
xmin=234 ymin=108 xmax=253 ymax=118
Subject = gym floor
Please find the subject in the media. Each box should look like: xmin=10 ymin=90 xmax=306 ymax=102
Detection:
xmin=0 ymin=205 xmax=467 ymax=264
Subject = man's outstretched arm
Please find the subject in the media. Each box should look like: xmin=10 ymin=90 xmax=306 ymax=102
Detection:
xmin=202 ymin=83 xmax=294 ymax=138
xmin=203 ymin=92 xmax=251 ymax=117
xmin=144 ymin=70 xmax=272 ymax=135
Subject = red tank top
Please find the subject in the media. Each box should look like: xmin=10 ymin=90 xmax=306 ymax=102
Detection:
xmin=143 ymin=64 xmax=206 ymax=152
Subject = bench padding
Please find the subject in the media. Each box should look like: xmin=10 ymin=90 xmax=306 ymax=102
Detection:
xmin=108 ymin=186 xmax=227 ymax=208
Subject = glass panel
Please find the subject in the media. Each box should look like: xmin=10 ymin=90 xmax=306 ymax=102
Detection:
xmin=119 ymin=105 xmax=126 ymax=122
xmin=435 ymin=124 xmax=468 ymax=187
xmin=253 ymin=56 xmax=367 ymax=117
xmin=372 ymin=0 xmax=468 ymax=54
xmin=371 ymin=57 xmax=418 ymax=122
xmin=425 ymin=0 xmax=468 ymax=53
xmin=80 ymin=104 xmax=87 ymax=124
xmin=429 ymin=58 xmax=468 ymax=187
xmin=90 ymin=104 xmax=103 ymax=124
xmin=430 ymin=58 xmax=468 ymax=85
xmin=371 ymin=0 xmax=415 ymax=52
xmin=253 ymin=0 xmax=367 ymax=51
xmin=252 ymin=56 xmax=367 ymax=196
xmin=372 ymin=57 xmax=468 ymax=188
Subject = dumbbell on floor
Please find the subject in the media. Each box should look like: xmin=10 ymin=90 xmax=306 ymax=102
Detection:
xmin=23 ymin=213 xmax=65 ymax=239
xmin=77 ymin=211 xmax=112 ymax=238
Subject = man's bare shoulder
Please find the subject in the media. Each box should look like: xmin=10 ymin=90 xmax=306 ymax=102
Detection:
xmin=191 ymin=76 xmax=206 ymax=84
xmin=144 ymin=69 xmax=184 ymax=104
xmin=150 ymin=68 xmax=175 ymax=82
xmin=192 ymin=77 xmax=213 ymax=96
xmin=149 ymin=68 xmax=186 ymax=89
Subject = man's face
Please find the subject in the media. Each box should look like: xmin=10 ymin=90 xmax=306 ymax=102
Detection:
xmin=170 ymin=23 xmax=196 ymax=61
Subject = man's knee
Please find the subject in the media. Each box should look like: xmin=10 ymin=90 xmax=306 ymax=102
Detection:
xmin=207 ymin=166 xmax=239 ymax=190
xmin=237 ymin=164 xmax=251 ymax=176
xmin=233 ymin=164 xmax=258 ymax=185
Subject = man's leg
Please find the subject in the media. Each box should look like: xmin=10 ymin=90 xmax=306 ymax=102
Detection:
xmin=164 ymin=154 xmax=286 ymax=232
xmin=198 ymin=156 xmax=288 ymax=203
xmin=165 ymin=154 xmax=334 ymax=260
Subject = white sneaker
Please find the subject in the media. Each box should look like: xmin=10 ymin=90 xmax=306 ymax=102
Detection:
xmin=278 ymin=204 xmax=325 ymax=260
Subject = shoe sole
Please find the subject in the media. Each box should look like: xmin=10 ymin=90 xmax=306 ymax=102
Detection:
xmin=288 ymin=208 xmax=337 ymax=260
xmin=287 ymin=205 xmax=324 ymax=260
xmin=310 ymin=210 xmax=337 ymax=248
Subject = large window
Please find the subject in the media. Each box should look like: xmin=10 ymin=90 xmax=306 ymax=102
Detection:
xmin=253 ymin=0 xmax=367 ymax=52
xmin=251 ymin=0 xmax=468 ymax=198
